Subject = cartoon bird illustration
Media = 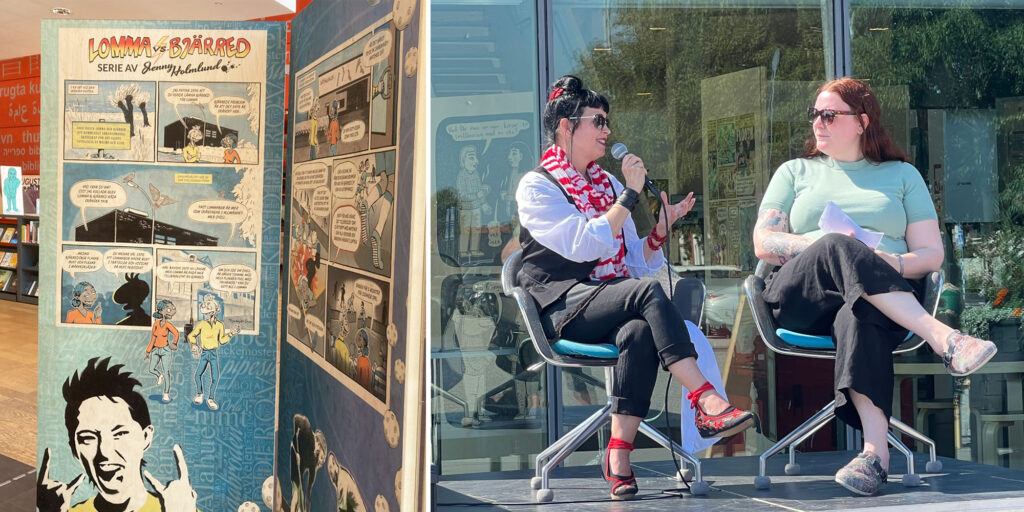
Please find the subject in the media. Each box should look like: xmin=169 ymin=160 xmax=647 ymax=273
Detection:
xmin=149 ymin=183 xmax=177 ymax=209
xmin=123 ymin=171 xmax=140 ymax=190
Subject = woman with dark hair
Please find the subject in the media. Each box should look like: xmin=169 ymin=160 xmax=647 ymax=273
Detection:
xmin=753 ymin=77 xmax=997 ymax=496
xmin=147 ymin=300 xmax=179 ymax=403
xmin=516 ymin=75 xmax=754 ymax=500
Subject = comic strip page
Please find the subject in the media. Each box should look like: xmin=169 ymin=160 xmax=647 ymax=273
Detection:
xmin=277 ymin=2 xmax=420 ymax=511
xmin=286 ymin=15 xmax=400 ymax=412
xmin=39 ymin=20 xmax=285 ymax=512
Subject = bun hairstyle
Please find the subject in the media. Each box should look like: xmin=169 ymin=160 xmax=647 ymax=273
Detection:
xmin=543 ymin=75 xmax=609 ymax=147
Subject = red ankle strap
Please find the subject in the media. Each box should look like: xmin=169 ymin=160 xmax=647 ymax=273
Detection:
xmin=608 ymin=438 xmax=634 ymax=451
xmin=686 ymin=381 xmax=716 ymax=410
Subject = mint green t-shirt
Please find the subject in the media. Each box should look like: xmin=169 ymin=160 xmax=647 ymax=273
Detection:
xmin=759 ymin=156 xmax=937 ymax=254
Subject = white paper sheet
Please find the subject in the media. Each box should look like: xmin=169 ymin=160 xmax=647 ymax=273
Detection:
xmin=818 ymin=201 xmax=884 ymax=249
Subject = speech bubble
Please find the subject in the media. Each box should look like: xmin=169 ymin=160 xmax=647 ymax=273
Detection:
xmin=297 ymin=88 xmax=314 ymax=114
xmin=310 ymin=186 xmax=332 ymax=218
xmin=341 ymin=121 xmax=366 ymax=143
xmin=331 ymin=205 xmax=361 ymax=255
xmin=293 ymin=162 xmax=329 ymax=190
xmin=354 ymin=278 xmax=383 ymax=306
xmin=68 ymin=84 xmax=99 ymax=95
xmin=187 ymin=199 xmax=248 ymax=243
xmin=210 ymin=264 xmax=257 ymax=292
xmin=71 ymin=121 xmax=131 ymax=150
xmin=445 ymin=119 xmax=530 ymax=154
xmin=287 ymin=302 xmax=301 ymax=321
xmin=69 ymin=179 xmax=127 ymax=231
xmin=305 ymin=314 xmax=325 ymax=338
xmin=210 ymin=96 xmax=248 ymax=130
xmin=102 ymin=248 xmax=153 ymax=275
xmin=164 ymin=84 xmax=214 ymax=105
xmin=362 ymin=30 xmax=393 ymax=69
xmin=156 ymin=261 xmax=211 ymax=283
xmin=62 ymin=248 xmax=103 ymax=280
xmin=331 ymin=161 xmax=359 ymax=199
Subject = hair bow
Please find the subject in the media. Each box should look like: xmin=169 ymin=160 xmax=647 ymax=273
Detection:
xmin=548 ymin=87 xmax=564 ymax=101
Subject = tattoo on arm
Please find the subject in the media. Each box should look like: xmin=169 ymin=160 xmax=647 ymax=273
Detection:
xmin=754 ymin=209 xmax=813 ymax=265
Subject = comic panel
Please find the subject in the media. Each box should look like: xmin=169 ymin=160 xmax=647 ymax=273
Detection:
xmin=63 ymin=80 xmax=157 ymax=162
xmin=60 ymin=244 xmax=154 ymax=327
xmin=157 ymin=82 xmax=262 ymax=164
xmin=292 ymin=20 xmax=398 ymax=164
xmin=61 ymin=163 xmax=263 ymax=249
xmin=285 ymin=223 xmax=328 ymax=355
xmin=153 ymin=248 xmax=258 ymax=335
xmin=433 ymin=113 xmax=535 ymax=266
xmin=325 ymin=151 xmax=395 ymax=276
xmin=324 ymin=267 xmax=390 ymax=404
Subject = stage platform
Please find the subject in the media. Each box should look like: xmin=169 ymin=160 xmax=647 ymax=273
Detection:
xmin=436 ymin=450 xmax=1024 ymax=511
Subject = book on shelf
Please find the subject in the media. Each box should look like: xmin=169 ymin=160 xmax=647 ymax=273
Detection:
xmin=2 ymin=273 xmax=17 ymax=293
xmin=0 ymin=227 xmax=13 ymax=243
xmin=0 ymin=252 xmax=13 ymax=267
xmin=0 ymin=269 xmax=11 ymax=289
xmin=26 ymin=280 xmax=37 ymax=296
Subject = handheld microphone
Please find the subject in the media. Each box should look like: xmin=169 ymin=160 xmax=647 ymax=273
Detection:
xmin=610 ymin=142 xmax=660 ymax=197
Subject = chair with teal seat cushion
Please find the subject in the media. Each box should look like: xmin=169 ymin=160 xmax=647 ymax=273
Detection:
xmin=775 ymin=328 xmax=914 ymax=349
xmin=744 ymin=261 xmax=945 ymax=490
xmin=501 ymin=249 xmax=711 ymax=500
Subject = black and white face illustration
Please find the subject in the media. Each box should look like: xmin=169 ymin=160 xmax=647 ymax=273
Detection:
xmin=73 ymin=396 xmax=154 ymax=503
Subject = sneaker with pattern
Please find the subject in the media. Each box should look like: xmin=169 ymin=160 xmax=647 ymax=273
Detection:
xmin=944 ymin=330 xmax=997 ymax=377
xmin=835 ymin=451 xmax=887 ymax=496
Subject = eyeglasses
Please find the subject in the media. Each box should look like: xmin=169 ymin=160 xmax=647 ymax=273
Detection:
xmin=569 ymin=114 xmax=611 ymax=131
xmin=807 ymin=107 xmax=858 ymax=125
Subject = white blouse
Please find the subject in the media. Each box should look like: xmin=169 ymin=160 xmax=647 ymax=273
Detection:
xmin=516 ymin=170 xmax=664 ymax=277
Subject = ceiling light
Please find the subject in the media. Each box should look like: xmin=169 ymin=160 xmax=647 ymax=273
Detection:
xmin=649 ymin=27 xmax=666 ymax=31
xmin=593 ymin=47 xmax=612 ymax=52
xmin=868 ymin=27 xmax=889 ymax=31
xmin=637 ymin=92 xmax=652 ymax=96
xmin=51 ymin=7 xmax=72 ymax=15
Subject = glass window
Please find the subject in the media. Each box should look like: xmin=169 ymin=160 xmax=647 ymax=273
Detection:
xmin=430 ymin=0 xmax=544 ymax=475
xmin=550 ymin=0 xmax=831 ymax=462
xmin=852 ymin=1 xmax=1024 ymax=469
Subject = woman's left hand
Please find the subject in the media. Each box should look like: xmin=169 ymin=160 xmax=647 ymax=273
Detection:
xmin=655 ymin=191 xmax=695 ymax=233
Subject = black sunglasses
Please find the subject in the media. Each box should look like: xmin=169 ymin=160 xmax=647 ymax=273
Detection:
xmin=807 ymin=107 xmax=858 ymax=125
xmin=569 ymin=113 xmax=611 ymax=131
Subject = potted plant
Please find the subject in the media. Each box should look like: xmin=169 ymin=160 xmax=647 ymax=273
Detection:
xmin=958 ymin=155 xmax=1024 ymax=349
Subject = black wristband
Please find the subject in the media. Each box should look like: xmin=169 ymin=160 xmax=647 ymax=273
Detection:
xmin=615 ymin=188 xmax=639 ymax=211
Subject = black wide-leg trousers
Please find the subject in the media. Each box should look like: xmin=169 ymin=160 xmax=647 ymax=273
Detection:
xmin=540 ymin=277 xmax=699 ymax=418
xmin=763 ymin=233 xmax=925 ymax=429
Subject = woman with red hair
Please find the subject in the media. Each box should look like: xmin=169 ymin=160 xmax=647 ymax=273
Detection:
xmin=753 ymin=78 xmax=997 ymax=495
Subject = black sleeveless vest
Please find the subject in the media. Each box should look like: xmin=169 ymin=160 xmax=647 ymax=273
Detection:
xmin=517 ymin=166 xmax=615 ymax=310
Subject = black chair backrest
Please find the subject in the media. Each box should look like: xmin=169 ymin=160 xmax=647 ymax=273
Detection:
xmin=501 ymin=249 xmax=615 ymax=367
xmin=744 ymin=260 xmax=943 ymax=359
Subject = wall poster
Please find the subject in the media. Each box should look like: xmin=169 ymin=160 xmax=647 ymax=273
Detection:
xmin=39 ymin=20 xmax=285 ymax=512
xmin=278 ymin=0 xmax=421 ymax=511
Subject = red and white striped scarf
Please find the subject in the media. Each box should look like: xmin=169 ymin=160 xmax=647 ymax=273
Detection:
xmin=540 ymin=144 xmax=628 ymax=280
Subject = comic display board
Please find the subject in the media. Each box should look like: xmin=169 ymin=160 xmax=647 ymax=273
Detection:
xmin=38 ymin=20 xmax=285 ymax=511
xmin=278 ymin=0 xmax=420 ymax=510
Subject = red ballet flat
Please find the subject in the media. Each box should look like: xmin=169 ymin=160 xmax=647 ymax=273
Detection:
xmin=602 ymin=437 xmax=638 ymax=500
xmin=687 ymin=381 xmax=755 ymax=439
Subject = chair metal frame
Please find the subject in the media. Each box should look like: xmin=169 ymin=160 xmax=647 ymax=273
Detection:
xmin=501 ymin=249 xmax=711 ymax=500
xmin=743 ymin=261 xmax=945 ymax=489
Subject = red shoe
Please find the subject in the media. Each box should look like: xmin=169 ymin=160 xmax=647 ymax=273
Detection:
xmin=602 ymin=438 xmax=638 ymax=500
xmin=687 ymin=382 xmax=755 ymax=439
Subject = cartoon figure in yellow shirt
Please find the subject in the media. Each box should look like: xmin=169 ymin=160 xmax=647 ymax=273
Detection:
xmin=183 ymin=125 xmax=203 ymax=163
xmin=187 ymin=294 xmax=236 ymax=411
xmin=36 ymin=357 xmax=198 ymax=512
